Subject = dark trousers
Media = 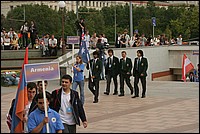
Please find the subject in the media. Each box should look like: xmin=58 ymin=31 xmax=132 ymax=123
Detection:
xmin=22 ymin=33 xmax=28 ymax=47
xmin=134 ymin=74 xmax=146 ymax=96
xmin=62 ymin=123 xmax=76 ymax=133
xmin=50 ymin=47 xmax=57 ymax=56
xmin=4 ymin=45 xmax=11 ymax=50
xmin=106 ymin=74 xmax=118 ymax=94
xmin=88 ymin=78 xmax=100 ymax=101
xmin=78 ymin=31 xmax=82 ymax=46
xmin=119 ymin=73 xmax=133 ymax=94
xmin=30 ymin=33 xmax=36 ymax=48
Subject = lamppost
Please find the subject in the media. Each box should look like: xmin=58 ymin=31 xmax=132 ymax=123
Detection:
xmin=115 ymin=1 xmax=116 ymax=44
xmin=58 ymin=1 xmax=66 ymax=55
xmin=130 ymin=1 xmax=133 ymax=37
xmin=76 ymin=1 xmax=79 ymax=36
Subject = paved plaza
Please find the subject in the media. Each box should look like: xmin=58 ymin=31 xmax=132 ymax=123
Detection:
xmin=1 ymin=79 xmax=199 ymax=133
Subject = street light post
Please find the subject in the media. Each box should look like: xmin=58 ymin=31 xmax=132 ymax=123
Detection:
xmin=58 ymin=1 xmax=66 ymax=55
xmin=115 ymin=1 xmax=116 ymax=44
xmin=130 ymin=1 xmax=133 ymax=38
xmin=76 ymin=1 xmax=79 ymax=36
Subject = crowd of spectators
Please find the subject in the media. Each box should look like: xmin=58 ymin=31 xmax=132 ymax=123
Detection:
xmin=1 ymin=20 xmax=189 ymax=57
xmin=115 ymin=29 xmax=184 ymax=48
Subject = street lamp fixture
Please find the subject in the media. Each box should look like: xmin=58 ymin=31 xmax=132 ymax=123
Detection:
xmin=58 ymin=1 xmax=66 ymax=55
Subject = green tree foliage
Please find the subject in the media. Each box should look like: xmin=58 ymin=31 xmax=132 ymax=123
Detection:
xmin=1 ymin=3 xmax=199 ymax=43
xmin=170 ymin=6 xmax=199 ymax=40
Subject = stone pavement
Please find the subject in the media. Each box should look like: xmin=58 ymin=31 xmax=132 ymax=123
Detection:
xmin=1 ymin=80 xmax=199 ymax=133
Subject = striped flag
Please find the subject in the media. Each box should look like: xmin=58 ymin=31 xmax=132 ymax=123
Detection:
xmin=11 ymin=47 xmax=29 ymax=133
xmin=182 ymin=54 xmax=194 ymax=82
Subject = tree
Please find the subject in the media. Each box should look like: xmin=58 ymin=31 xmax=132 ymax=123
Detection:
xmin=2 ymin=3 xmax=199 ymax=43
xmin=6 ymin=4 xmax=61 ymax=38
xmin=170 ymin=6 xmax=199 ymax=40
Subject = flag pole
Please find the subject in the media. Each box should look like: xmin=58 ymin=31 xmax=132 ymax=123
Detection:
xmin=87 ymin=53 xmax=93 ymax=82
xmin=42 ymin=80 xmax=50 ymax=133
xmin=72 ymin=43 xmax=75 ymax=79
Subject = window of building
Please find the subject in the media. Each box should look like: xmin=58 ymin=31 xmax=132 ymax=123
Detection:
xmin=89 ymin=1 xmax=91 ymax=6
xmin=85 ymin=1 xmax=87 ymax=6
xmin=96 ymin=2 xmax=98 ymax=7
xmin=10 ymin=6 xmax=13 ymax=10
xmin=93 ymin=1 xmax=95 ymax=7
xmin=100 ymin=2 xmax=102 ymax=7
xmin=50 ymin=5 xmax=52 ymax=9
xmin=55 ymin=6 xmax=57 ymax=10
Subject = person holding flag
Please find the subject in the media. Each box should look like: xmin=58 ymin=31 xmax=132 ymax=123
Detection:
xmin=72 ymin=55 xmax=85 ymax=105
xmin=7 ymin=82 xmax=37 ymax=132
xmin=86 ymin=51 xmax=102 ymax=103
xmin=27 ymin=92 xmax=64 ymax=133
xmin=182 ymin=54 xmax=194 ymax=82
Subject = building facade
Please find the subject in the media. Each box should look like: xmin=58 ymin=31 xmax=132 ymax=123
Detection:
xmin=1 ymin=1 xmax=199 ymax=17
xmin=1 ymin=1 xmax=128 ymax=17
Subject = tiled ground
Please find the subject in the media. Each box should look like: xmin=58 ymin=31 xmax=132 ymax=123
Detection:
xmin=1 ymin=80 xmax=199 ymax=133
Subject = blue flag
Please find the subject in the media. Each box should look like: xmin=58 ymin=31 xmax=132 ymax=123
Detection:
xmin=78 ymin=40 xmax=90 ymax=63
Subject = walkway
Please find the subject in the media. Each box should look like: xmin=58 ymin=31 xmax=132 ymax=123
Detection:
xmin=1 ymin=80 xmax=199 ymax=133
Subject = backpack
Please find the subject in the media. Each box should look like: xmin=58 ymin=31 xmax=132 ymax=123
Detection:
xmin=52 ymin=89 xmax=60 ymax=109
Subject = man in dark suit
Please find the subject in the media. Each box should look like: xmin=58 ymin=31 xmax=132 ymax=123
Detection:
xmin=86 ymin=51 xmax=102 ymax=103
xmin=118 ymin=51 xmax=134 ymax=96
xmin=132 ymin=50 xmax=148 ymax=98
xmin=104 ymin=49 xmax=120 ymax=95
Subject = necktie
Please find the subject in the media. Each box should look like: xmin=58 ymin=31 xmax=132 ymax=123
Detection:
xmin=109 ymin=57 xmax=112 ymax=66
xmin=137 ymin=58 xmax=140 ymax=71
xmin=122 ymin=59 xmax=125 ymax=70
xmin=93 ymin=59 xmax=96 ymax=70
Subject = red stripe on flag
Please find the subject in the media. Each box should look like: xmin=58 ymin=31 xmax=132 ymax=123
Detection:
xmin=11 ymin=47 xmax=29 ymax=133
xmin=181 ymin=54 xmax=194 ymax=82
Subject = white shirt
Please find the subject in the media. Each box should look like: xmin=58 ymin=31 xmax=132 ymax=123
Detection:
xmin=49 ymin=38 xmax=57 ymax=47
xmin=176 ymin=37 xmax=182 ymax=45
xmin=1 ymin=37 xmax=3 ymax=45
xmin=59 ymin=89 xmax=75 ymax=125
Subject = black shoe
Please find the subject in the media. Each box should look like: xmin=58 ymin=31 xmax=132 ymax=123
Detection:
xmin=141 ymin=95 xmax=146 ymax=98
xmin=118 ymin=94 xmax=124 ymax=97
xmin=113 ymin=92 xmax=118 ymax=95
xmin=130 ymin=89 xmax=134 ymax=95
xmin=93 ymin=100 xmax=98 ymax=103
xmin=132 ymin=95 xmax=139 ymax=98
xmin=104 ymin=92 xmax=109 ymax=95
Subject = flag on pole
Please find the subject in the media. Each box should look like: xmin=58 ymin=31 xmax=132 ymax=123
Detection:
xmin=182 ymin=53 xmax=194 ymax=82
xmin=78 ymin=29 xmax=90 ymax=63
xmin=11 ymin=47 xmax=29 ymax=133
xmin=78 ymin=41 xmax=90 ymax=63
